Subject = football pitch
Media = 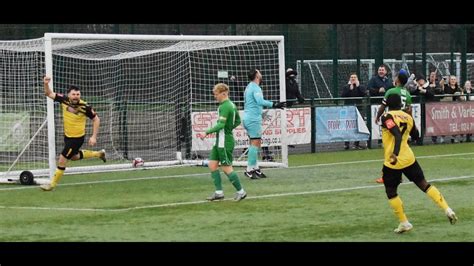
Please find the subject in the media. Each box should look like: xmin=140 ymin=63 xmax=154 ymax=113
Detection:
xmin=0 ymin=143 xmax=473 ymax=242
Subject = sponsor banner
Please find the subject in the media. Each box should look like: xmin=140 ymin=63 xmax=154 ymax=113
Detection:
xmin=192 ymin=108 xmax=311 ymax=151
xmin=315 ymin=106 xmax=370 ymax=143
xmin=370 ymin=104 xmax=421 ymax=140
xmin=425 ymin=102 xmax=474 ymax=136
xmin=0 ymin=112 xmax=30 ymax=152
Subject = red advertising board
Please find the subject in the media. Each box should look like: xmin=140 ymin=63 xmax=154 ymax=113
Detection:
xmin=425 ymin=102 xmax=474 ymax=136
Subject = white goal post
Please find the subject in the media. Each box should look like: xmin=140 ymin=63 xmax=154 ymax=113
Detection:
xmin=0 ymin=33 xmax=288 ymax=184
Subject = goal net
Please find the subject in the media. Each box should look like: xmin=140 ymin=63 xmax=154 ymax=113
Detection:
xmin=0 ymin=38 xmax=48 ymax=183
xmin=0 ymin=34 xmax=287 ymax=183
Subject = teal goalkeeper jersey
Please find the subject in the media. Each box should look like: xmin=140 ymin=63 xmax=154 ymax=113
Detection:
xmin=243 ymin=82 xmax=273 ymax=123
xmin=205 ymin=99 xmax=241 ymax=147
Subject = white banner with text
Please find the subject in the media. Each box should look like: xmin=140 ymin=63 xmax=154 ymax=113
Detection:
xmin=191 ymin=108 xmax=311 ymax=151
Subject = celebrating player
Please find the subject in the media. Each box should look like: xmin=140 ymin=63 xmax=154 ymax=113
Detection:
xmin=40 ymin=76 xmax=106 ymax=191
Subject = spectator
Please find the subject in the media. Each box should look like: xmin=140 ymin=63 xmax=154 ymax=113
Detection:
xmin=461 ymin=80 xmax=472 ymax=102
xmin=341 ymin=73 xmax=367 ymax=150
xmin=427 ymin=71 xmax=445 ymax=99
xmin=368 ymin=64 xmax=394 ymax=103
xmin=426 ymin=71 xmax=445 ymax=144
xmin=368 ymin=63 xmax=395 ymax=148
xmin=441 ymin=75 xmax=463 ymax=143
xmin=413 ymin=73 xmax=436 ymax=144
xmin=410 ymin=74 xmax=431 ymax=98
xmin=441 ymin=75 xmax=462 ymax=101
xmin=405 ymin=73 xmax=417 ymax=93
xmin=285 ymin=68 xmax=304 ymax=108
xmin=465 ymin=80 xmax=473 ymax=100
xmin=410 ymin=74 xmax=436 ymax=145
xmin=463 ymin=81 xmax=472 ymax=142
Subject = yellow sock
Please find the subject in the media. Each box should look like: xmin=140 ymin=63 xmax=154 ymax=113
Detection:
xmin=426 ymin=185 xmax=449 ymax=211
xmin=389 ymin=196 xmax=408 ymax=223
xmin=51 ymin=167 xmax=65 ymax=187
xmin=81 ymin=150 xmax=101 ymax=159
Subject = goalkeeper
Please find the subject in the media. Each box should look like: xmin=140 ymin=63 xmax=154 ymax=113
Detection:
xmin=40 ymin=76 xmax=106 ymax=191
xmin=242 ymin=68 xmax=285 ymax=179
xmin=201 ymin=83 xmax=246 ymax=202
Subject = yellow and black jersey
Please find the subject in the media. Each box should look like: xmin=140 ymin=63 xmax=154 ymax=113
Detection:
xmin=54 ymin=93 xmax=97 ymax=138
xmin=381 ymin=110 xmax=416 ymax=169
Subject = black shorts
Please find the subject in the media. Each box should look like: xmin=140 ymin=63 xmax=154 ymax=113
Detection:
xmin=61 ymin=136 xmax=85 ymax=159
xmin=382 ymin=160 xmax=425 ymax=187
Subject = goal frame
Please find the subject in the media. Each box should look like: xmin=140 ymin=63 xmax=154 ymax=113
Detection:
xmin=41 ymin=33 xmax=288 ymax=180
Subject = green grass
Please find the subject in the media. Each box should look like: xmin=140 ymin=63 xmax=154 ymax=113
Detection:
xmin=0 ymin=143 xmax=473 ymax=241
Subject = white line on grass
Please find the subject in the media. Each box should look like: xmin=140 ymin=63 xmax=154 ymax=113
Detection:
xmin=0 ymin=172 xmax=207 ymax=191
xmin=431 ymin=157 xmax=474 ymax=160
xmin=287 ymin=152 xmax=474 ymax=169
xmin=0 ymin=205 xmax=112 ymax=212
xmin=1 ymin=175 xmax=473 ymax=213
xmin=1 ymin=152 xmax=473 ymax=192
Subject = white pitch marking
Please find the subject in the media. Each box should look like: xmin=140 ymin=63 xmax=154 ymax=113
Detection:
xmin=1 ymin=175 xmax=472 ymax=213
xmin=1 ymin=152 xmax=472 ymax=192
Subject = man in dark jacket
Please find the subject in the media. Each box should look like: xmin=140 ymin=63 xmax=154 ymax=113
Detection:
xmin=341 ymin=73 xmax=367 ymax=103
xmin=441 ymin=75 xmax=463 ymax=143
xmin=285 ymin=68 xmax=304 ymax=108
xmin=410 ymin=74 xmax=433 ymax=99
xmin=341 ymin=73 xmax=367 ymax=150
xmin=368 ymin=64 xmax=394 ymax=103
xmin=426 ymin=71 xmax=444 ymax=102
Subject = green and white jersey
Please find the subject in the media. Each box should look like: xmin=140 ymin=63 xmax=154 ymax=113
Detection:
xmin=205 ymin=99 xmax=241 ymax=147
xmin=382 ymin=86 xmax=412 ymax=111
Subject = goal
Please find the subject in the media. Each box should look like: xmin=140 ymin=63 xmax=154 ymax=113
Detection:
xmin=0 ymin=33 xmax=288 ymax=184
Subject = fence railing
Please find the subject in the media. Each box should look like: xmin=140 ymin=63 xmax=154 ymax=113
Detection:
xmin=289 ymin=93 xmax=473 ymax=152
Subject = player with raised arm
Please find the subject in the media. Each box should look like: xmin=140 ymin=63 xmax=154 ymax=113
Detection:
xmin=375 ymin=69 xmax=413 ymax=184
xmin=242 ymin=68 xmax=285 ymax=179
xmin=381 ymin=93 xmax=457 ymax=233
xmin=375 ymin=69 xmax=413 ymax=125
xmin=40 ymin=76 xmax=106 ymax=191
xmin=201 ymin=83 xmax=246 ymax=201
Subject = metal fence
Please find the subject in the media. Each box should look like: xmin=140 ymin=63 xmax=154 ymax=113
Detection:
xmin=1 ymin=24 xmax=471 ymax=97
xmin=1 ymin=24 xmax=472 ymax=155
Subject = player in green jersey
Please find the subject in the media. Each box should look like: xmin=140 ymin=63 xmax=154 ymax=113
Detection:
xmin=201 ymin=83 xmax=247 ymax=202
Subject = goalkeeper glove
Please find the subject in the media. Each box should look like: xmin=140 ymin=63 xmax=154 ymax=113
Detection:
xmin=273 ymin=102 xmax=286 ymax=109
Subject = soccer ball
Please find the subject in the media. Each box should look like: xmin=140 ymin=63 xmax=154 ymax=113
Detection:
xmin=132 ymin=157 xmax=145 ymax=167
